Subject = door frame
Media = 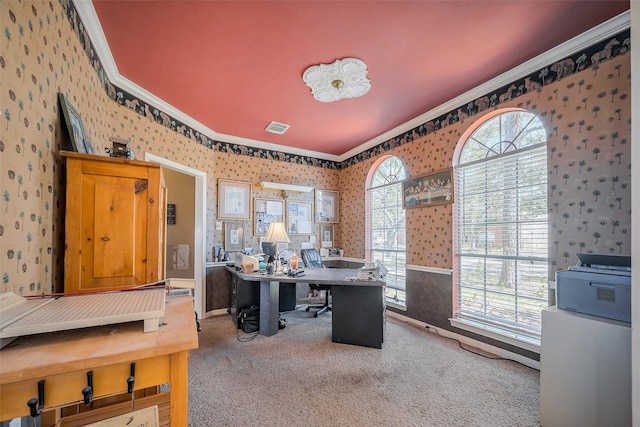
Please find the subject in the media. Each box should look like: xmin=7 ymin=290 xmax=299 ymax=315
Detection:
xmin=145 ymin=153 xmax=207 ymax=319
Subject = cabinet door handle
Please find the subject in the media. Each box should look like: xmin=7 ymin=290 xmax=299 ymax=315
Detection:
xmin=101 ymin=236 xmax=110 ymax=242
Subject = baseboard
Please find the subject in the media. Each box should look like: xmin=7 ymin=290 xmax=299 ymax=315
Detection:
xmin=204 ymin=308 xmax=230 ymax=318
xmin=386 ymin=311 xmax=541 ymax=370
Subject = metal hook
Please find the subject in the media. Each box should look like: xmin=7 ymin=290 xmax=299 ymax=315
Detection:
xmin=26 ymin=380 xmax=45 ymax=417
xmin=82 ymin=371 xmax=94 ymax=405
xmin=127 ymin=363 xmax=135 ymax=394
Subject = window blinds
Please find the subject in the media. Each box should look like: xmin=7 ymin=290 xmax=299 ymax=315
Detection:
xmin=369 ymin=182 xmax=406 ymax=295
xmin=456 ymin=144 xmax=548 ymax=339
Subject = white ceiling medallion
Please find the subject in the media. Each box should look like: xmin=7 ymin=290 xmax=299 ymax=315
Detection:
xmin=303 ymin=57 xmax=371 ymax=103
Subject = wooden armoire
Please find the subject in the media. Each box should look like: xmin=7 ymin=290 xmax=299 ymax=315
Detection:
xmin=62 ymin=152 xmax=166 ymax=293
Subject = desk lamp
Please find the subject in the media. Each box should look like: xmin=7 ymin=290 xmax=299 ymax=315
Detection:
xmin=264 ymin=222 xmax=291 ymax=274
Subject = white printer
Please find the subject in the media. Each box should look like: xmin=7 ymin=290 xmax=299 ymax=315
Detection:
xmin=556 ymin=253 xmax=631 ymax=323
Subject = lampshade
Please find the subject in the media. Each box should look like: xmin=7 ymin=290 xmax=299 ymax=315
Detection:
xmin=264 ymin=222 xmax=291 ymax=243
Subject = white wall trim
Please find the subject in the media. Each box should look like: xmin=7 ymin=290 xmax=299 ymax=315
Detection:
xmin=144 ymin=153 xmax=207 ymax=320
xmin=387 ymin=311 xmax=540 ymax=370
xmin=449 ymin=317 xmax=541 ymax=354
xmin=338 ymin=11 xmax=631 ymax=162
xmin=74 ymin=1 xmax=629 ymax=164
xmin=629 ymin=2 xmax=639 ymax=424
xmin=73 ymin=0 xmax=339 ymax=162
xmin=406 ymin=264 xmax=452 ymax=275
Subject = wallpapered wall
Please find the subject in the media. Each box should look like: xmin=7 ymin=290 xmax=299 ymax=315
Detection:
xmin=339 ymin=54 xmax=631 ymax=279
xmin=0 ymin=0 xmax=338 ymax=296
xmin=0 ymin=0 xmax=630 ymax=298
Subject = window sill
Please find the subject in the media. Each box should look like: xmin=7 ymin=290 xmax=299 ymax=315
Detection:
xmin=449 ymin=317 xmax=540 ymax=354
xmin=386 ymin=300 xmax=407 ymax=311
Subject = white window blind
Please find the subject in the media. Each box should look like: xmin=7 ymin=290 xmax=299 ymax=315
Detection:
xmin=367 ymin=156 xmax=407 ymax=304
xmin=456 ymin=144 xmax=548 ymax=341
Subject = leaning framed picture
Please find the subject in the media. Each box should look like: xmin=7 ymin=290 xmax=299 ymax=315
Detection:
xmin=253 ymin=198 xmax=284 ymax=235
xmin=58 ymin=92 xmax=89 ymax=154
xmin=286 ymin=200 xmax=313 ymax=235
xmin=218 ymin=179 xmax=252 ymax=220
xmin=224 ymin=221 xmax=245 ymax=252
xmin=315 ymin=189 xmax=339 ymax=223
xmin=402 ymin=167 xmax=454 ymax=208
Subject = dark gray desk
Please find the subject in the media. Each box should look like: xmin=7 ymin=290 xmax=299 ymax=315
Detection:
xmin=230 ymin=268 xmax=386 ymax=348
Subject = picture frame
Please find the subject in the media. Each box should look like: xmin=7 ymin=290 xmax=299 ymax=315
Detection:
xmin=286 ymin=200 xmax=313 ymax=235
xmin=224 ymin=221 xmax=245 ymax=252
xmin=58 ymin=93 xmax=90 ymax=154
xmin=315 ymin=189 xmax=339 ymax=223
xmin=218 ymin=179 xmax=252 ymax=220
xmin=214 ymin=245 xmax=225 ymax=262
xmin=403 ymin=167 xmax=454 ymax=208
xmin=320 ymin=224 xmax=334 ymax=248
xmin=253 ymin=198 xmax=285 ymax=235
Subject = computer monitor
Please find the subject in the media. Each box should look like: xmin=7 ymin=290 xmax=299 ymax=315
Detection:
xmin=262 ymin=241 xmax=278 ymax=263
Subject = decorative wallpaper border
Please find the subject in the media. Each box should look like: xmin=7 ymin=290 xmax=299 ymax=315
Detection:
xmin=63 ymin=0 xmax=630 ymax=170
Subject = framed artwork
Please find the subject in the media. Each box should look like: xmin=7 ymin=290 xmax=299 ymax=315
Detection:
xmin=286 ymin=200 xmax=313 ymax=235
xmin=320 ymin=224 xmax=334 ymax=248
xmin=218 ymin=179 xmax=252 ymax=220
xmin=58 ymin=93 xmax=90 ymax=154
xmin=253 ymin=198 xmax=285 ymax=235
xmin=224 ymin=221 xmax=245 ymax=252
xmin=315 ymin=189 xmax=339 ymax=223
xmin=403 ymin=168 xmax=454 ymax=208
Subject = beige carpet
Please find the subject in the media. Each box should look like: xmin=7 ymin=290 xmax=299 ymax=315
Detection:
xmin=188 ymin=308 xmax=540 ymax=426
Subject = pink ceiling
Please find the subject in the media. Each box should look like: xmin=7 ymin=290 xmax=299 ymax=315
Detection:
xmin=92 ymin=1 xmax=628 ymax=157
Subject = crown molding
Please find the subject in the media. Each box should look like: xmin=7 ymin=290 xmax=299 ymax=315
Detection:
xmin=76 ymin=1 xmax=629 ymax=164
xmin=337 ymin=10 xmax=631 ymax=162
xmin=73 ymin=0 xmax=341 ymax=163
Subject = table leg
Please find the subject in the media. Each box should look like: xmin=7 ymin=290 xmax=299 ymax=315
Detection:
xmin=170 ymin=350 xmax=190 ymax=425
xmin=259 ymin=280 xmax=280 ymax=336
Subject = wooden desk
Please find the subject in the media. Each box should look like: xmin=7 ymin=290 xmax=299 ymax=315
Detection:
xmin=0 ymin=295 xmax=198 ymax=424
xmin=230 ymin=268 xmax=386 ymax=348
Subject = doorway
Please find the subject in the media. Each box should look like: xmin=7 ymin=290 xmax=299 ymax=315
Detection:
xmin=145 ymin=153 xmax=207 ymax=319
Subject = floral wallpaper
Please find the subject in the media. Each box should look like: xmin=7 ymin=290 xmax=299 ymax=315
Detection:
xmin=0 ymin=0 xmax=630 ymax=298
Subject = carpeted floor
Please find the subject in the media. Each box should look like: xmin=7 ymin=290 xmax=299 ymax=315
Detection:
xmin=188 ymin=308 xmax=540 ymax=426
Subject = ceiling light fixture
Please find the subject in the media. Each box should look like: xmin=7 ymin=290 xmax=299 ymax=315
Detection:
xmin=303 ymin=57 xmax=371 ymax=103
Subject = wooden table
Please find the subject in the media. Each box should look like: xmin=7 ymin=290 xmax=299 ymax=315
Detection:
xmin=0 ymin=295 xmax=198 ymax=424
xmin=231 ymin=268 xmax=386 ymax=348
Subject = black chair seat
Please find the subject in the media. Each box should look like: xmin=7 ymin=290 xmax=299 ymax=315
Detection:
xmin=300 ymin=249 xmax=332 ymax=317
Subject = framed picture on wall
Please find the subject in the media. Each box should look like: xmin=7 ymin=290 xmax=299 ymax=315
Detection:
xmin=315 ymin=189 xmax=339 ymax=223
xmin=58 ymin=93 xmax=90 ymax=154
xmin=286 ymin=200 xmax=313 ymax=235
xmin=320 ymin=224 xmax=334 ymax=248
xmin=224 ymin=221 xmax=245 ymax=252
xmin=218 ymin=179 xmax=252 ymax=220
xmin=253 ymin=198 xmax=284 ymax=235
xmin=402 ymin=168 xmax=454 ymax=208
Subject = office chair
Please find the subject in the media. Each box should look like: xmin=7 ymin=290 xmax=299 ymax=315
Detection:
xmin=300 ymin=248 xmax=332 ymax=317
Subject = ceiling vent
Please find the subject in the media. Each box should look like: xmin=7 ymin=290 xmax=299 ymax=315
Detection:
xmin=265 ymin=121 xmax=290 ymax=135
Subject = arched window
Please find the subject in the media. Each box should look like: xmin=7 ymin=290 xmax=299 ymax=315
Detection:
xmin=366 ymin=156 xmax=407 ymax=306
xmin=453 ymin=109 xmax=548 ymax=347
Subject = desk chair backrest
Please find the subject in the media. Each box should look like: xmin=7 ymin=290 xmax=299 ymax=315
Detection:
xmin=300 ymin=248 xmax=325 ymax=269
